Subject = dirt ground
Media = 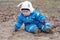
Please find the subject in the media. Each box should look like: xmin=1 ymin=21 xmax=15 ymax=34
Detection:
xmin=0 ymin=21 xmax=60 ymax=40
xmin=0 ymin=0 xmax=60 ymax=40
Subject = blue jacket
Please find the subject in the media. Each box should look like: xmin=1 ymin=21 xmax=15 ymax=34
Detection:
xmin=15 ymin=10 xmax=47 ymax=30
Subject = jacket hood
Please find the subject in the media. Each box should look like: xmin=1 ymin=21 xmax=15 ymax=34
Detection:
xmin=18 ymin=1 xmax=34 ymax=13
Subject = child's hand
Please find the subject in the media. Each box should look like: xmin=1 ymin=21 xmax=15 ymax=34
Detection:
xmin=40 ymin=20 xmax=45 ymax=25
xmin=13 ymin=29 xmax=18 ymax=32
xmin=15 ymin=30 xmax=18 ymax=32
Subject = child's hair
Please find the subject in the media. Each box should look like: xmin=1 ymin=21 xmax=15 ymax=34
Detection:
xmin=21 ymin=8 xmax=30 ymax=11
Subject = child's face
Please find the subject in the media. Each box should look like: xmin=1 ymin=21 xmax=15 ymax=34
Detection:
xmin=21 ymin=10 xmax=30 ymax=16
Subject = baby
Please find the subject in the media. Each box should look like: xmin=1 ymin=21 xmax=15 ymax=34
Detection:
xmin=14 ymin=1 xmax=52 ymax=34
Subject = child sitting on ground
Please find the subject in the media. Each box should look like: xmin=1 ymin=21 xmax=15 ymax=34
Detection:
xmin=14 ymin=1 xmax=52 ymax=34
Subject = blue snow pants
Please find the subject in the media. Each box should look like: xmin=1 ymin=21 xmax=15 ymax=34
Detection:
xmin=24 ymin=23 xmax=51 ymax=33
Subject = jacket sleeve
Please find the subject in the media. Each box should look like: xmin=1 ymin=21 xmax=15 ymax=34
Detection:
xmin=15 ymin=14 xmax=23 ymax=31
xmin=35 ymin=11 xmax=47 ymax=25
